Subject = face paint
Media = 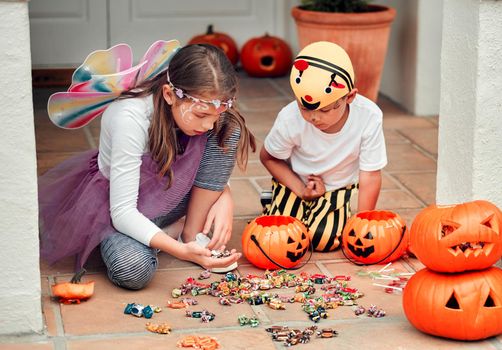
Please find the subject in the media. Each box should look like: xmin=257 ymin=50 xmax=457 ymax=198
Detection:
xmin=180 ymin=102 xmax=209 ymax=125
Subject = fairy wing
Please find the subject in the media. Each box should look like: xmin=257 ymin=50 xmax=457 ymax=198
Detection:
xmin=137 ymin=39 xmax=181 ymax=83
xmin=48 ymin=91 xmax=119 ymax=129
xmin=70 ymin=43 xmax=133 ymax=88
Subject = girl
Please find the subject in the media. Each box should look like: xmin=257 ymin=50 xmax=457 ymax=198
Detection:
xmin=39 ymin=43 xmax=256 ymax=290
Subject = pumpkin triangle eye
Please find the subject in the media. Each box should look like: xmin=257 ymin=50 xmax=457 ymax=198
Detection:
xmin=287 ymin=236 xmax=294 ymax=244
xmin=440 ymin=222 xmax=459 ymax=238
xmin=481 ymin=214 xmax=498 ymax=232
xmin=348 ymin=229 xmax=356 ymax=237
xmin=445 ymin=293 xmax=461 ymax=309
xmin=301 ymin=232 xmax=307 ymax=240
xmin=484 ymin=293 xmax=498 ymax=307
xmin=364 ymin=232 xmax=373 ymax=239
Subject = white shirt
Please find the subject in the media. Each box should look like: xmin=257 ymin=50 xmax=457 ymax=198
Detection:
xmin=98 ymin=95 xmax=161 ymax=246
xmin=264 ymin=94 xmax=387 ymax=191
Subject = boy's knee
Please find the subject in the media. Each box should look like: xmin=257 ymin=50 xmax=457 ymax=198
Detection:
xmin=106 ymin=251 xmax=158 ymax=290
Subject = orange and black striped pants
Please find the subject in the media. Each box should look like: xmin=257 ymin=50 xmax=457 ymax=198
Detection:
xmin=263 ymin=179 xmax=357 ymax=252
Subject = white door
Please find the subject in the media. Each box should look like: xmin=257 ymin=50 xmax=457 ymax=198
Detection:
xmin=108 ymin=0 xmax=286 ymax=62
xmin=29 ymin=0 xmax=288 ymax=67
xmin=29 ymin=0 xmax=108 ymax=67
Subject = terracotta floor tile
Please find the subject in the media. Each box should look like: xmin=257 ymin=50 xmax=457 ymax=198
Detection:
xmin=377 ymin=190 xmax=424 ymax=210
xmin=229 ymin=179 xmax=262 ymax=217
xmin=267 ymin=75 xmax=295 ymax=98
xmin=0 ymin=343 xmax=54 ymax=350
xmin=399 ymin=127 xmax=438 ymax=157
xmin=403 ymin=257 xmax=426 ymax=272
xmin=384 ymin=129 xmax=410 ymax=144
xmin=394 ymin=208 xmax=425 ymax=228
xmin=383 ymin=115 xmax=437 ymax=130
xmin=231 ymin=160 xmax=269 ymax=177
xmin=238 ymin=96 xmax=291 ymax=112
xmin=385 ymin=143 xmax=437 ymax=173
xmin=323 ymin=260 xmax=413 ymax=319
xmin=67 ymin=328 xmax=276 ymax=350
xmin=238 ymin=76 xmax=282 ymax=99
xmin=301 ymin=319 xmax=499 ymax=350
xmin=41 ymin=277 xmax=58 ymax=337
xmin=392 ymin=172 xmax=436 ymax=205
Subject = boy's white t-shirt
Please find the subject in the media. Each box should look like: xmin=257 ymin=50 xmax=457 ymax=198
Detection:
xmin=264 ymin=94 xmax=387 ymax=191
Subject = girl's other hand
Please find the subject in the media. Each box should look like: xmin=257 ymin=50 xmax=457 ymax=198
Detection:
xmin=302 ymin=174 xmax=326 ymax=200
xmin=203 ymin=186 xmax=233 ymax=250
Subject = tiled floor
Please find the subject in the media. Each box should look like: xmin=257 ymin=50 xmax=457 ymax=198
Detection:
xmin=2 ymin=74 xmax=501 ymax=349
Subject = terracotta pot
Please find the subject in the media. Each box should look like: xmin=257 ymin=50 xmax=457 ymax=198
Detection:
xmin=291 ymin=5 xmax=396 ymax=101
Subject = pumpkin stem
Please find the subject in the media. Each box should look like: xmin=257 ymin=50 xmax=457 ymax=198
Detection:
xmin=206 ymin=24 xmax=214 ymax=35
xmin=70 ymin=268 xmax=87 ymax=284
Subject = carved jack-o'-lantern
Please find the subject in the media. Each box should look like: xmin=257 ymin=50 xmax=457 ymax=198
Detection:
xmin=403 ymin=267 xmax=502 ymax=340
xmin=341 ymin=210 xmax=409 ymax=265
xmin=240 ymin=34 xmax=292 ymax=77
xmin=410 ymin=200 xmax=502 ymax=273
xmin=241 ymin=215 xmax=310 ymax=270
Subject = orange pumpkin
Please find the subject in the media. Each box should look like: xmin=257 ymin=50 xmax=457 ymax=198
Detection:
xmin=52 ymin=269 xmax=94 ymax=304
xmin=403 ymin=267 xmax=502 ymax=340
xmin=52 ymin=281 xmax=94 ymax=304
xmin=240 ymin=34 xmax=292 ymax=77
xmin=410 ymin=200 xmax=502 ymax=273
xmin=188 ymin=24 xmax=239 ymax=65
xmin=241 ymin=215 xmax=310 ymax=269
xmin=341 ymin=210 xmax=409 ymax=265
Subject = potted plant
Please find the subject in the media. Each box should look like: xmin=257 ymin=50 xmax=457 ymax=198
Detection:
xmin=291 ymin=0 xmax=396 ymax=101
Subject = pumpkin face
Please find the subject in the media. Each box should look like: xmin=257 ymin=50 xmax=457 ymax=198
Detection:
xmin=241 ymin=215 xmax=310 ymax=269
xmin=342 ymin=210 xmax=409 ymax=264
xmin=188 ymin=25 xmax=239 ymax=65
xmin=403 ymin=267 xmax=502 ymax=340
xmin=410 ymin=200 xmax=502 ymax=272
xmin=52 ymin=281 xmax=95 ymax=304
xmin=240 ymin=34 xmax=292 ymax=77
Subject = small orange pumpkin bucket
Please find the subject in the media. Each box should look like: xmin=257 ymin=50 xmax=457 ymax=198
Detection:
xmin=241 ymin=215 xmax=311 ymax=270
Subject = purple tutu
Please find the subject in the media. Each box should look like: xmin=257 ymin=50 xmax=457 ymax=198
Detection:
xmin=39 ymin=135 xmax=206 ymax=270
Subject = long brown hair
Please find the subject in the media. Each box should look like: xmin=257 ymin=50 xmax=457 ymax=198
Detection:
xmin=120 ymin=44 xmax=256 ymax=186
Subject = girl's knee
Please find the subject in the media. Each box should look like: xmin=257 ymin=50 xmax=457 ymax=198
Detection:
xmin=106 ymin=251 xmax=158 ymax=290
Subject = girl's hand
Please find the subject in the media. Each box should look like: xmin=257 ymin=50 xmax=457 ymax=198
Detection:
xmin=183 ymin=242 xmax=241 ymax=269
xmin=302 ymin=175 xmax=326 ymax=200
xmin=202 ymin=186 xmax=233 ymax=250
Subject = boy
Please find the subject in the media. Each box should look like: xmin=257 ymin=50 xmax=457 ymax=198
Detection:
xmin=260 ymin=41 xmax=387 ymax=252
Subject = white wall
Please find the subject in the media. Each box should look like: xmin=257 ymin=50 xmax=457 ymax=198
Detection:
xmin=0 ymin=0 xmax=43 ymax=335
xmin=378 ymin=0 xmax=442 ymax=116
xmin=436 ymin=0 xmax=502 ymax=207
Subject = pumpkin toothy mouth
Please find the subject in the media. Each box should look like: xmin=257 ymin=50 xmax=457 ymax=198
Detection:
xmin=448 ymin=242 xmax=494 ymax=257
xmin=347 ymin=244 xmax=375 ymax=258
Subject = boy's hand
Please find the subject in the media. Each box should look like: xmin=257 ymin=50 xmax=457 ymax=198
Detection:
xmin=301 ymin=175 xmax=326 ymax=200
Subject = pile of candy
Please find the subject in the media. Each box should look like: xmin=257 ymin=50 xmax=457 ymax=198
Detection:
xmin=170 ymin=270 xmax=363 ymax=322
xmin=177 ymin=335 xmax=220 ymax=350
xmin=145 ymin=322 xmax=171 ymax=334
xmin=266 ymin=325 xmax=337 ymax=346
xmin=123 ymin=303 xmax=161 ymax=319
